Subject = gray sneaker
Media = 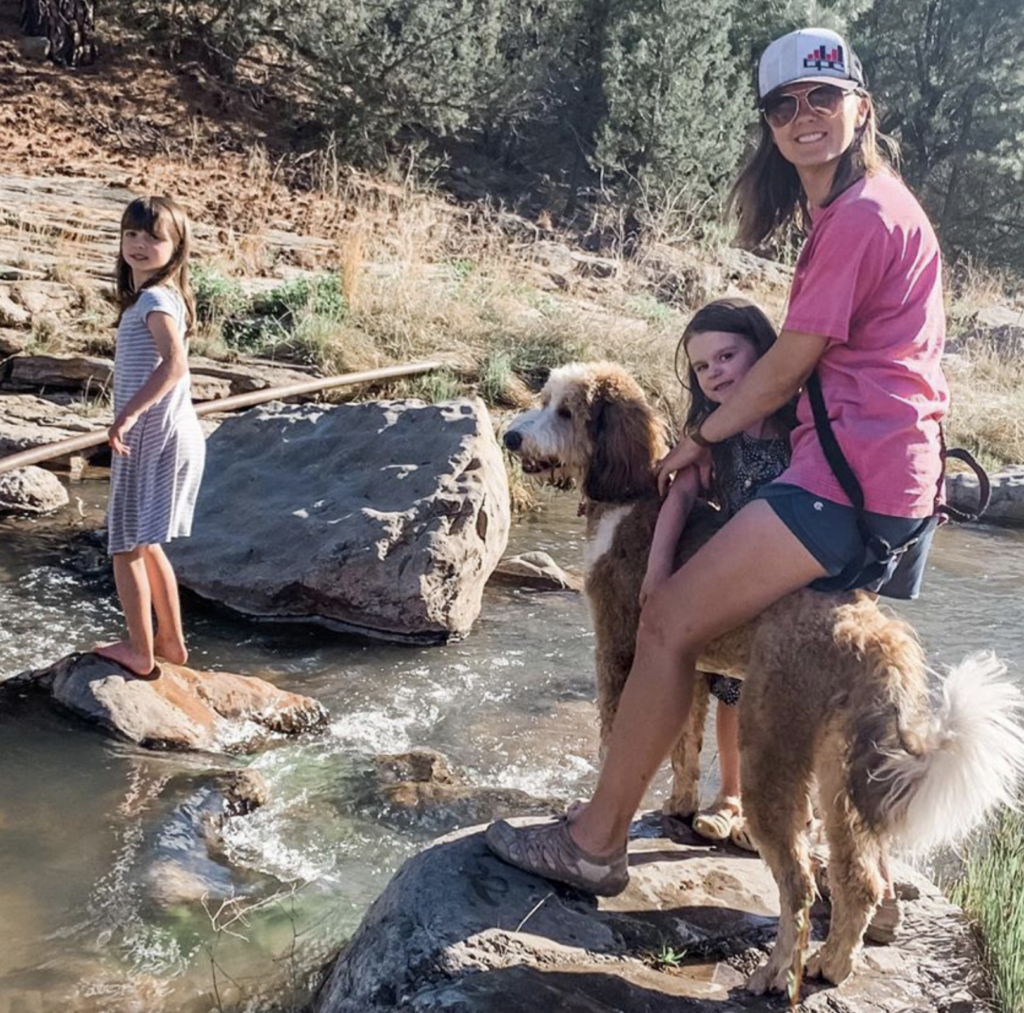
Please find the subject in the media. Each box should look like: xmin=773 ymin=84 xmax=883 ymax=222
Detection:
xmin=484 ymin=818 xmax=629 ymax=897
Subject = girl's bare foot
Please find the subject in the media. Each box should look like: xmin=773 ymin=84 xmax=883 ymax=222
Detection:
xmin=153 ymin=634 xmax=188 ymax=666
xmin=93 ymin=640 xmax=157 ymax=678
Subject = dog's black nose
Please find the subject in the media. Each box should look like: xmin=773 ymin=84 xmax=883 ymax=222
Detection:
xmin=503 ymin=430 xmax=522 ymax=451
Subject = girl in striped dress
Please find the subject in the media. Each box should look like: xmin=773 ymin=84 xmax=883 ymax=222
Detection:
xmin=94 ymin=196 xmax=205 ymax=677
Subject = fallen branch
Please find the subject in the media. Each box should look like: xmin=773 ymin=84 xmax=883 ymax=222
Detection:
xmin=0 ymin=359 xmax=444 ymax=476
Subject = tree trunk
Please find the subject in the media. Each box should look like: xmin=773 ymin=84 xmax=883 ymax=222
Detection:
xmin=20 ymin=0 xmax=97 ymax=67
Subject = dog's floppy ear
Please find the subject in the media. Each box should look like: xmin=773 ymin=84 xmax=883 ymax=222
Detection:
xmin=584 ymin=380 xmax=660 ymax=502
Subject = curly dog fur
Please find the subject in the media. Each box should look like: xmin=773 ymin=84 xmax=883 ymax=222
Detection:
xmin=504 ymin=361 xmax=1024 ymax=993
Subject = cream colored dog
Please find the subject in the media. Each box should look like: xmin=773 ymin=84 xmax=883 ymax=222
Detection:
xmin=503 ymin=361 xmax=1024 ymax=992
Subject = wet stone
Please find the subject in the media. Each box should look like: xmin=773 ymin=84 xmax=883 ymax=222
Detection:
xmin=3 ymin=652 xmax=330 ymax=753
xmin=314 ymin=814 xmax=988 ymax=1013
xmin=344 ymin=750 xmax=563 ymax=834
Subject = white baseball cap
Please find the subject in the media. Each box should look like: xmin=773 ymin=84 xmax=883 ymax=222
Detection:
xmin=758 ymin=28 xmax=865 ymax=103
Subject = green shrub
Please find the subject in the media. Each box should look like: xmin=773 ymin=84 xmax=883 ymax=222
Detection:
xmin=219 ymin=273 xmax=349 ymax=354
xmin=191 ymin=263 xmax=248 ymax=325
xmin=252 ymin=274 xmax=347 ymax=324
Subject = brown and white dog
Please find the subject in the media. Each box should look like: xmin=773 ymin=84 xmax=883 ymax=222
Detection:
xmin=503 ymin=360 xmax=1024 ymax=992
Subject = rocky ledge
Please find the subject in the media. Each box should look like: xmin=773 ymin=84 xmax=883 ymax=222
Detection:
xmin=3 ymin=652 xmax=329 ymax=752
xmin=313 ymin=814 xmax=985 ymax=1013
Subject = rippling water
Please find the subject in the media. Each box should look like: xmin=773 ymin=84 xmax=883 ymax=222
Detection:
xmin=1 ymin=481 xmax=1022 ymax=1011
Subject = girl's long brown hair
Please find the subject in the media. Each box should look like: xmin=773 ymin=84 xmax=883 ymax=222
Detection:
xmin=728 ymin=91 xmax=901 ymax=251
xmin=115 ymin=196 xmax=196 ymax=330
xmin=676 ymin=298 xmax=797 ymax=502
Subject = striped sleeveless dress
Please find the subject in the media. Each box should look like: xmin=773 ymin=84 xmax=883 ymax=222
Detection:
xmin=107 ymin=285 xmax=205 ymax=555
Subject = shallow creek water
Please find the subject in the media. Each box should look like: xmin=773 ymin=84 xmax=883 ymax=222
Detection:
xmin=1 ymin=481 xmax=1022 ymax=1012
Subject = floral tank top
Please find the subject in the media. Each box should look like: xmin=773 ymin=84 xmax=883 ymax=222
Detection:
xmin=715 ymin=431 xmax=791 ymax=518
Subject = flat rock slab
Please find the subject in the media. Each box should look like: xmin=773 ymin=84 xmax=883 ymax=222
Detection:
xmin=3 ymin=352 xmax=113 ymax=391
xmin=0 ymin=392 xmax=107 ymax=456
xmin=168 ymin=398 xmax=510 ymax=643
xmin=4 ymin=653 xmax=329 ymax=753
xmin=947 ymin=465 xmax=1024 ymax=526
xmin=314 ymin=815 xmax=985 ymax=1013
xmin=1 ymin=352 xmax=314 ymax=404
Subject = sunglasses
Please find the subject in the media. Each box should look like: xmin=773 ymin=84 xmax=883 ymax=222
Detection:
xmin=761 ymin=84 xmax=853 ymax=129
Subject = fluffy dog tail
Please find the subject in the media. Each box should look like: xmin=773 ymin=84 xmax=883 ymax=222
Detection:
xmin=873 ymin=652 xmax=1024 ymax=853
xmin=834 ymin=602 xmax=1024 ymax=854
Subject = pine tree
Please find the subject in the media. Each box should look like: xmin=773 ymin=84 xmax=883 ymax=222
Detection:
xmin=592 ymin=0 xmax=752 ymax=237
xmin=855 ymin=0 xmax=1024 ymax=267
xmin=21 ymin=0 xmax=97 ymax=66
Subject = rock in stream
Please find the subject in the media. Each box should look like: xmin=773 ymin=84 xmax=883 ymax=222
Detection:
xmin=3 ymin=653 xmax=329 ymax=752
xmin=313 ymin=814 xmax=986 ymax=1013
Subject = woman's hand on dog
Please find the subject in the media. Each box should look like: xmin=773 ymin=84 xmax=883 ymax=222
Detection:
xmin=657 ymin=437 xmax=711 ymax=497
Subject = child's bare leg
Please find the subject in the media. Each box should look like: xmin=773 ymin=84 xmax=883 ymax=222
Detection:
xmin=94 ymin=548 xmax=156 ymax=675
xmin=717 ymin=701 xmax=742 ymax=799
xmin=143 ymin=545 xmax=188 ymax=665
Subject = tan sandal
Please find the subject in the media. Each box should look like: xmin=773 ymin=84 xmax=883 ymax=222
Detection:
xmin=485 ymin=818 xmax=629 ymax=897
xmin=692 ymin=794 xmax=742 ymax=842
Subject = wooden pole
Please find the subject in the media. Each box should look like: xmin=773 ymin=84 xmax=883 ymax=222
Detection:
xmin=0 ymin=359 xmax=444 ymax=476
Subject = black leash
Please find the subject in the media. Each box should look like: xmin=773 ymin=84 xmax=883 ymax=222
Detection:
xmin=937 ymin=446 xmax=991 ymax=523
xmin=807 ymin=371 xmax=990 ymax=588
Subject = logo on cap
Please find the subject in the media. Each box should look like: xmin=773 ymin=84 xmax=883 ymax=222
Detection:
xmin=803 ymin=43 xmax=846 ymax=73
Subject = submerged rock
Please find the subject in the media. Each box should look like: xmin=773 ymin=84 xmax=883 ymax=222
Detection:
xmin=147 ymin=767 xmax=274 ymax=907
xmin=314 ymin=814 xmax=985 ymax=1013
xmin=0 ymin=464 xmax=68 ymax=514
xmin=489 ymin=551 xmax=583 ymax=591
xmin=347 ymin=750 xmax=562 ymax=833
xmin=3 ymin=653 xmax=329 ymax=752
xmin=168 ymin=398 xmax=510 ymax=643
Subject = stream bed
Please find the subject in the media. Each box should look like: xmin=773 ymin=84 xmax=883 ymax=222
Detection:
xmin=1 ymin=480 xmax=1022 ymax=1012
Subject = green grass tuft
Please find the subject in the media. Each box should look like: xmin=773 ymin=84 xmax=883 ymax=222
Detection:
xmin=951 ymin=807 xmax=1024 ymax=1012
xmin=401 ymin=368 xmax=467 ymax=403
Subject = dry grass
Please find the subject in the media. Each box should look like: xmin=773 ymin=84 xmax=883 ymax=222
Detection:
xmin=7 ymin=120 xmax=1018 ymax=471
xmin=944 ymin=342 xmax=1024 ymax=472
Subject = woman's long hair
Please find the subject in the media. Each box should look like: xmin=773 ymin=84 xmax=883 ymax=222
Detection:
xmin=727 ymin=92 xmax=901 ymax=251
xmin=676 ymin=298 xmax=798 ymax=502
xmin=115 ymin=196 xmax=195 ymax=330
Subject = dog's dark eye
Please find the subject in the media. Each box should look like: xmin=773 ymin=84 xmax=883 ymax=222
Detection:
xmin=557 ymin=407 xmax=572 ymax=420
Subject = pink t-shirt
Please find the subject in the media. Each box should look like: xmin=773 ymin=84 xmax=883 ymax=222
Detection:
xmin=777 ymin=173 xmax=949 ymax=518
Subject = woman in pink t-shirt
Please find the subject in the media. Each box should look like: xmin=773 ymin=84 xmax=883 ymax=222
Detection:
xmin=485 ymin=27 xmax=946 ymax=924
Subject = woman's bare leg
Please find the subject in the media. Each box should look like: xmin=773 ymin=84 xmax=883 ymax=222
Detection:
xmin=94 ymin=548 xmax=156 ymax=675
xmin=570 ymin=500 xmax=828 ymax=856
xmin=143 ymin=545 xmax=188 ymax=665
xmin=717 ymin=703 xmax=742 ymax=800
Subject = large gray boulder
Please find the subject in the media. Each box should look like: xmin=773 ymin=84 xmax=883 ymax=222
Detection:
xmin=314 ymin=815 xmax=984 ymax=1013
xmin=4 ymin=653 xmax=329 ymax=753
xmin=169 ymin=398 xmax=510 ymax=643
